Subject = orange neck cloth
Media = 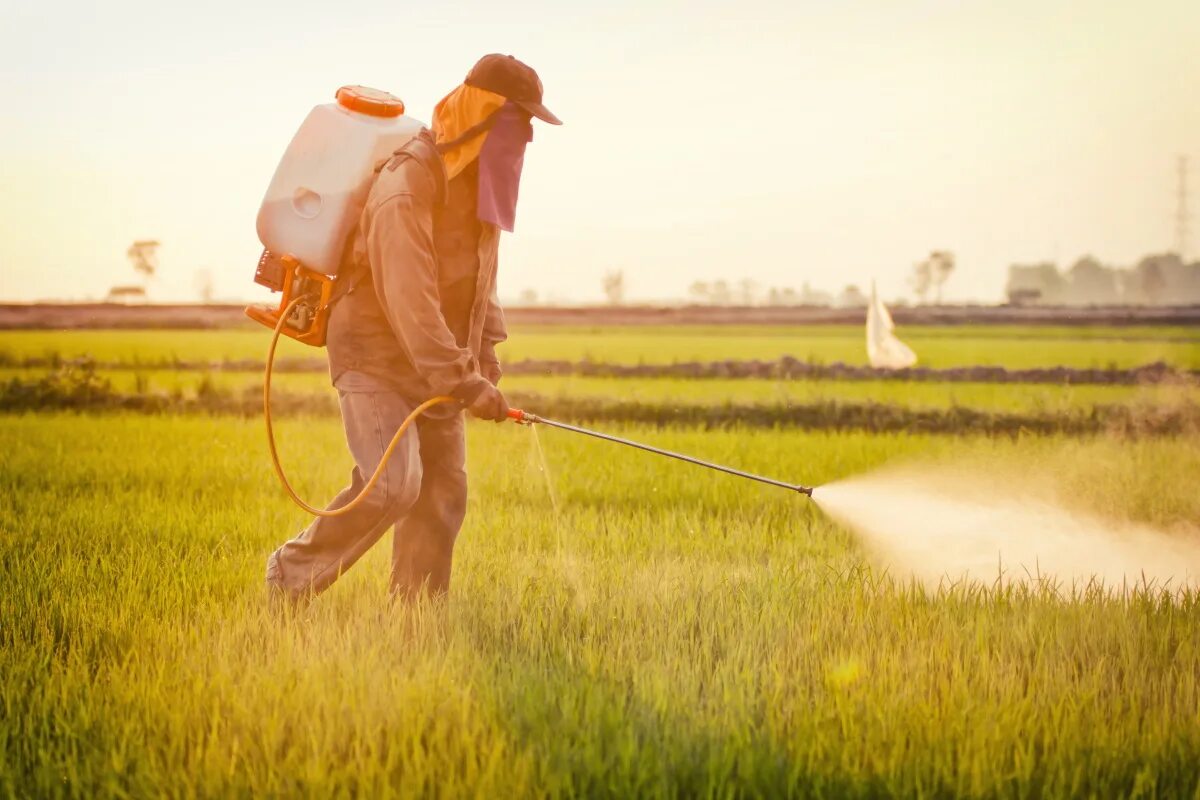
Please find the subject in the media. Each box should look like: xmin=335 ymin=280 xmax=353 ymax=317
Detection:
xmin=432 ymin=84 xmax=506 ymax=180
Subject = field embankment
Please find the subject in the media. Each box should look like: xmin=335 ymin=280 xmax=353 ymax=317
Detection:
xmin=3 ymin=301 xmax=1199 ymax=329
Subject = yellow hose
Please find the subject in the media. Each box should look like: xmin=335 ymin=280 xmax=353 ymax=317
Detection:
xmin=264 ymin=295 xmax=455 ymax=517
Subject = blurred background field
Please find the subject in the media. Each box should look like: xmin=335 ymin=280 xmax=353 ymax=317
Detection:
xmin=2 ymin=324 xmax=1196 ymax=433
xmin=3 ymin=323 xmax=1199 ymax=369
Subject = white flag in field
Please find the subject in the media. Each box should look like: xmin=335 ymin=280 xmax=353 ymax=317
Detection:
xmin=866 ymin=282 xmax=917 ymax=369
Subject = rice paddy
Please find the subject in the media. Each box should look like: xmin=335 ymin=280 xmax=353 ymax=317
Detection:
xmin=2 ymin=322 xmax=1199 ymax=796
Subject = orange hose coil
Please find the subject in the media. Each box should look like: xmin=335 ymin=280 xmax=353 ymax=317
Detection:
xmin=264 ymin=295 xmax=455 ymax=517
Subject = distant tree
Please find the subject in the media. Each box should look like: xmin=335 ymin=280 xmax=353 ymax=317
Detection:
xmin=193 ymin=269 xmax=215 ymax=303
xmin=838 ymin=284 xmax=868 ymax=308
xmin=799 ymin=282 xmax=833 ymax=306
xmin=1067 ymin=256 xmax=1119 ymax=305
xmin=766 ymin=287 xmax=799 ymax=306
xmin=1184 ymin=260 xmax=1200 ymax=303
xmin=930 ymin=250 xmax=955 ymax=304
xmin=1132 ymin=253 xmax=1200 ymax=304
xmin=709 ymin=280 xmax=733 ymax=305
xmin=909 ymin=258 xmax=933 ymax=304
xmin=1139 ymin=261 xmax=1165 ymax=305
xmin=737 ymin=278 xmax=758 ymax=306
xmin=602 ymin=270 xmax=626 ymax=306
xmin=126 ymin=240 xmax=160 ymax=288
xmin=688 ymin=281 xmax=710 ymax=305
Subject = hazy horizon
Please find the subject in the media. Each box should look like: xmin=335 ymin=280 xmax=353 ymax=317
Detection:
xmin=2 ymin=0 xmax=1197 ymax=305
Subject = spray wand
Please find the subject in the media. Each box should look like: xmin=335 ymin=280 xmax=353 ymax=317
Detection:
xmin=506 ymin=408 xmax=814 ymax=497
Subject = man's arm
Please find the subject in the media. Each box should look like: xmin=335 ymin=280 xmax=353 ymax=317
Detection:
xmin=365 ymin=190 xmax=489 ymax=403
xmin=479 ymin=287 xmax=508 ymax=385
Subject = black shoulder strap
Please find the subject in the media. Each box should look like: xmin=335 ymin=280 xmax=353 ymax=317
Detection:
xmin=328 ymin=249 xmax=366 ymax=307
xmin=380 ymin=128 xmax=447 ymax=204
xmin=328 ymin=129 xmax=445 ymax=308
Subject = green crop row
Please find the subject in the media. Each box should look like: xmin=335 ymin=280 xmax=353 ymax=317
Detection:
xmin=4 ymin=366 xmax=1196 ymax=437
xmin=3 ymin=324 xmax=1198 ymax=369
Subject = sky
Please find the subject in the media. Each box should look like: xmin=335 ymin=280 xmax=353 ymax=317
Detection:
xmin=0 ymin=0 xmax=1197 ymax=305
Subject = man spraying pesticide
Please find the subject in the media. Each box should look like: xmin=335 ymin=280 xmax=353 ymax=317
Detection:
xmin=250 ymin=55 xmax=812 ymax=604
xmin=251 ymin=55 xmax=561 ymax=602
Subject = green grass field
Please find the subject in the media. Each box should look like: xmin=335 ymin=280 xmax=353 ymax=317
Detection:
xmin=3 ymin=323 xmax=1200 ymax=796
xmin=3 ymin=416 xmax=1199 ymax=796
xmin=4 ymin=324 xmax=1199 ymax=369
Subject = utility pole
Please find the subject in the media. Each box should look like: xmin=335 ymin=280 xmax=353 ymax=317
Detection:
xmin=1176 ymin=155 xmax=1190 ymax=262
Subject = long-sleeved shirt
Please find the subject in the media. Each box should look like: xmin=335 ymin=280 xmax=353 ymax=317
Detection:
xmin=326 ymin=129 xmax=507 ymax=409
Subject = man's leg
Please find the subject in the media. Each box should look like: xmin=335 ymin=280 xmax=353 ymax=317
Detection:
xmin=390 ymin=412 xmax=468 ymax=601
xmin=266 ymin=390 xmax=423 ymax=600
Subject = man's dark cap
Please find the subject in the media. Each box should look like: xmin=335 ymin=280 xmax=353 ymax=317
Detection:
xmin=465 ymin=54 xmax=562 ymax=126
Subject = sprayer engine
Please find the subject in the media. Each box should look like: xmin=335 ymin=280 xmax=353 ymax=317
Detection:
xmin=244 ymin=250 xmax=334 ymax=347
xmin=243 ymin=85 xmax=423 ymax=349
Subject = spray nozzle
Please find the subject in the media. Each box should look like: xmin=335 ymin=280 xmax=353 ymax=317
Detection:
xmin=507 ymin=408 xmax=540 ymax=425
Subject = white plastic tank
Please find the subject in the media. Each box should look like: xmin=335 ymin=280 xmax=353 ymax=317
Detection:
xmin=256 ymin=86 xmax=425 ymax=276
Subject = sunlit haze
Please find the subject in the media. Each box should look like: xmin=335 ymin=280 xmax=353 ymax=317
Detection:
xmin=1 ymin=0 xmax=1196 ymax=304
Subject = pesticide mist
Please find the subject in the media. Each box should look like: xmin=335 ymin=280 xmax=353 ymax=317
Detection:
xmin=813 ymin=468 xmax=1200 ymax=593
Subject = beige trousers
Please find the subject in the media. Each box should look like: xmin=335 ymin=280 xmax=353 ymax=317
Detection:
xmin=265 ymin=389 xmax=467 ymax=601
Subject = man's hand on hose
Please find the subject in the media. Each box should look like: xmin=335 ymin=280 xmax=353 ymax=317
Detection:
xmin=465 ymin=381 xmax=509 ymax=422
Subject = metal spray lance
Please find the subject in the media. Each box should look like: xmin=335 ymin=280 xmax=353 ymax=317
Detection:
xmin=506 ymin=408 xmax=814 ymax=496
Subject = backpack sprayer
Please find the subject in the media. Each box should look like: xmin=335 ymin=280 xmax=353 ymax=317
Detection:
xmin=245 ymin=86 xmax=422 ymax=348
xmin=249 ymin=86 xmax=813 ymax=516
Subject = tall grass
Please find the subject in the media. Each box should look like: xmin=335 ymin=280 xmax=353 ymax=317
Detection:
xmin=2 ymin=415 xmax=1198 ymax=796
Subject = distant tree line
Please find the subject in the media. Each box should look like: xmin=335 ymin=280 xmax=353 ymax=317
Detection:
xmin=1006 ymin=253 xmax=1200 ymax=306
xmin=686 ymin=280 xmax=872 ymax=308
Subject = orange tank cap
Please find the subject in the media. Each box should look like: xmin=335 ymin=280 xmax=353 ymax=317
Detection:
xmin=335 ymin=86 xmax=406 ymax=118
